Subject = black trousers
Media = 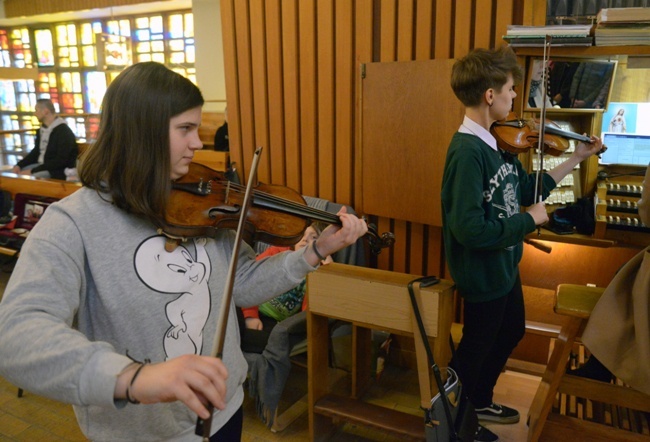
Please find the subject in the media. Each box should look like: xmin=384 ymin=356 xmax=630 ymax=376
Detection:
xmin=209 ymin=406 xmax=243 ymax=441
xmin=450 ymin=274 xmax=526 ymax=409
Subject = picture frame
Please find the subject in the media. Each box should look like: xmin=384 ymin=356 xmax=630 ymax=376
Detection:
xmin=524 ymin=58 xmax=617 ymax=111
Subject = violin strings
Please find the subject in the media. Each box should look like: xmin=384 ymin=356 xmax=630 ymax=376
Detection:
xmin=212 ymin=179 xmax=341 ymax=223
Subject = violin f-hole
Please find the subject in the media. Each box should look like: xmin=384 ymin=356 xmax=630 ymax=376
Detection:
xmin=208 ymin=205 xmax=241 ymax=218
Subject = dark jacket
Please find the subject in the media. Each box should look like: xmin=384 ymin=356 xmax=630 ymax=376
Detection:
xmin=18 ymin=122 xmax=78 ymax=180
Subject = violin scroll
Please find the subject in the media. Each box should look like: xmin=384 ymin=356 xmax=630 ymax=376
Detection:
xmin=363 ymin=217 xmax=395 ymax=255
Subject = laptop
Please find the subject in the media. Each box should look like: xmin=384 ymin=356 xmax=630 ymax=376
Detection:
xmin=599 ymin=132 xmax=650 ymax=166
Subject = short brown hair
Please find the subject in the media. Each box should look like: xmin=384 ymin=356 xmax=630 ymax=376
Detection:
xmin=451 ymin=46 xmax=523 ymax=107
xmin=79 ymin=62 xmax=204 ymax=226
xmin=35 ymin=99 xmax=56 ymax=114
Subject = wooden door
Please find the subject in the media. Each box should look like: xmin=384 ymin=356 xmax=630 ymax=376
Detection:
xmin=359 ymin=59 xmax=464 ymax=226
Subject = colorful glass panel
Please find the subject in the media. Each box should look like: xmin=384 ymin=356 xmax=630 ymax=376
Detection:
xmin=1 ymin=9 xmax=195 ymax=144
xmin=0 ymin=31 xmax=10 ymax=67
xmin=184 ymin=14 xmax=194 ymax=38
xmin=84 ymin=72 xmax=107 ymax=114
xmin=34 ymin=29 xmax=54 ymax=66
xmin=169 ymin=15 xmax=184 ymax=39
xmin=0 ymin=81 xmax=17 ymax=111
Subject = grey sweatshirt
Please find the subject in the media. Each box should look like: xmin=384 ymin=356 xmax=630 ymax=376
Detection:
xmin=0 ymin=187 xmax=315 ymax=441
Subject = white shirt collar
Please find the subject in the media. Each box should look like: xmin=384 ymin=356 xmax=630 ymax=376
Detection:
xmin=458 ymin=116 xmax=498 ymax=151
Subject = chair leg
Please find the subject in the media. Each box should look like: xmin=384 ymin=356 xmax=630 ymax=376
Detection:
xmin=527 ymin=316 xmax=582 ymax=442
xmin=271 ymin=394 xmax=308 ymax=433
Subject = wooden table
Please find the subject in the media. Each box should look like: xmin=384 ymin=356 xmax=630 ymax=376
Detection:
xmin=306 ymin=263 xmax=455 ymax=440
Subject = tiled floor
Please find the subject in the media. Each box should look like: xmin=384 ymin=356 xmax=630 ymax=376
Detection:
xmin=0 ymin=262 xmax=540 ymax=441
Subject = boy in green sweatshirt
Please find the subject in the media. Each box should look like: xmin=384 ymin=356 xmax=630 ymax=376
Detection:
xmin=441 ymin=46 xmax=603 ymax=442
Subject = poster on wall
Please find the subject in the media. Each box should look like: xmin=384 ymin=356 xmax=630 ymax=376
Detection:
xmin=599 ymin=102 xmax=650 ymax=166
xmin=601 ymin=102 xmax=650 ymax=135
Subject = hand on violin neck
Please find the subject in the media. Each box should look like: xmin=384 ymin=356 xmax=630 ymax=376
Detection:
xmin=304 ymin=207 xmax=368 ymax=267
xmin=575 ymin=134 xmax=604 ymax=160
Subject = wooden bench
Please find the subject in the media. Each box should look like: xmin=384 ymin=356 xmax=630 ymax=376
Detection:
xmin=0 ymin=173 xmax=81 ymax=257
xmin=313 ymin=395 xmax=424 ymax=440
xmin=527 ymin=284 xmax=650 ymax=441
xmin=0 ymin=172 xmax=81 ymax=201
xmin=307 ymin=264 xmax=456 ymax=441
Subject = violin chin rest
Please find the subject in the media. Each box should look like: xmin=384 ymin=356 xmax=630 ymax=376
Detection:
xmin=164 ymin=237 xmax=181 ymax=253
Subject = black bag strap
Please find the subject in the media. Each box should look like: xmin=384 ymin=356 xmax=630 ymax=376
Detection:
xmin=407 ymin=276 xmax=459 ymax=440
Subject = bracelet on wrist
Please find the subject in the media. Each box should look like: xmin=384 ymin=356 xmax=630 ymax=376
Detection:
xmin=312 ymin=241 xmax=326 ymax=261
xmin=126 ymin=361 xmax=149 ymax=404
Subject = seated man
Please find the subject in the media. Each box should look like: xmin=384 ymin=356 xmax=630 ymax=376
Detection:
xmin=12 ymin=99 xmax=78 ymax=179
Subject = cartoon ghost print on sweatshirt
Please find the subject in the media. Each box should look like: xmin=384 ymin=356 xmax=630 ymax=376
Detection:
xmin=134 ymin=235 xmax=212 ymax=359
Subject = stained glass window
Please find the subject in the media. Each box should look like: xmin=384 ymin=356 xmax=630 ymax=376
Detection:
xmin=0 ymin=9 xmax=197 ymax=159
xmin=103 ymin=19 xmax=131 ymax=67
xmin=14 ymin=80 xmax=35 ymax=112
xmin=133 ymin=15 xmax=165 ymax=64
xmin=58 ymin=71 xmax=83 ymax=114
xmin=8 ymin=28 xmax=32 ymax=68
xmin=0 ymin=81 xmax=17 ymax=111
xmin=80 ymin=22 xmax=97 ymax=67
xmin=56 ymin=24 xmax=80 ymax=68
xmin=84 ymin=72 xmax=107 ymax=114
xmin=0 ymin=30 xmax=9 ymax=67
xmin=34 ymin=29 xmax=54 ymax=67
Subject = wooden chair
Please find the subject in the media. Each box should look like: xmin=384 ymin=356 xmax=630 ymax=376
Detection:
xmin=527 ymin=284 xmax=650 ymax=441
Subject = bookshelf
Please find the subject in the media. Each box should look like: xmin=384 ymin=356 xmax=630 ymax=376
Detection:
xmin=514 ymin=44 xmax=650 ymax=247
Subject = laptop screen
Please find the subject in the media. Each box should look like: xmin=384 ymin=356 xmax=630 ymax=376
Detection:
xmin=599 ymin=133 xmax=650 ymax=166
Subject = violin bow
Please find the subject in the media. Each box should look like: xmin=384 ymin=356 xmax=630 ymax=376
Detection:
xmin=195 ymin=146 xmax=263 ymax=441
xmin=534 ymin=35 xmax=552 ymax=237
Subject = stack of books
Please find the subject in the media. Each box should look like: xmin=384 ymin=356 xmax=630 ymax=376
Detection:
xmin=503 ymin=25 xmax=593 ymax=47
xmin=595 ymin=7 xmax=650 ymax=46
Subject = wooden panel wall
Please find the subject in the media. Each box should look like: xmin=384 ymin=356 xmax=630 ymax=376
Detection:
xmin=221 ymin=0 xmax=528 ymax=277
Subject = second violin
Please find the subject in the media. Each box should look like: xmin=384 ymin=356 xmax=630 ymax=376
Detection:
xmin=491 ymin=111 xmax=596 ymax=156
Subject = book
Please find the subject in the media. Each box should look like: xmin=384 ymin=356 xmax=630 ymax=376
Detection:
xmin=503 ymin=35 xmax=594 ymax=47
xmin=506 ymin=24 xmax=593 ymax=37
xmin=597 ymin=7 xmax=650 ymax=24
xmin=594 ymin=23 xmax=650 ymax=46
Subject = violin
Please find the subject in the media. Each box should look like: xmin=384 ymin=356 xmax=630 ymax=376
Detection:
xmin=491 ymin=111 xmax=595 ymax=156
xmin=162 ymin=161 xmax=395 ymax=254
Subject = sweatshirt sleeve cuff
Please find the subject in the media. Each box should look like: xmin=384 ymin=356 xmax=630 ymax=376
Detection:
xmin=525 ymin=213 xmax=537 ymax=232
xmin=79 ymin=352 xmax=134 ymax=408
